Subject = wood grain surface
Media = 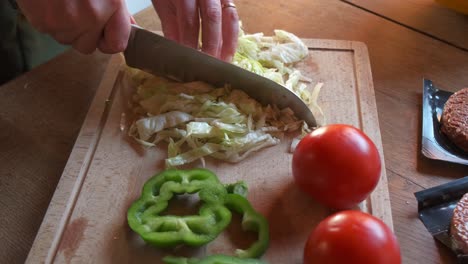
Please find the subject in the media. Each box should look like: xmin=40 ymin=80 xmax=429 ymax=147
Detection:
xmin=0 ymin=50 xmax=110 ymax=264
xmin=1 ymin=0 xmax=467 ymax=263
xmin=345 ymin=0 xmax=468 ymax=51
xmin=26 ymin=38 xmax=391 ymax=263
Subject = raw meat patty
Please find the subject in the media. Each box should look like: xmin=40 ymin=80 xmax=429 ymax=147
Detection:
xmin=440 ymin=87 xmax=468 ymax=152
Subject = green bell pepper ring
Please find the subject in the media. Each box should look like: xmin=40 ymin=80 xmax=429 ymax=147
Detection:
xmin=127 ymin=169 xmax=232 ymax=247
xmin=224 ymin=193 xmax=269 ymax=259
xmin=224 ymin=181 xmax=248 ymax=198
xmin=161 ymin=187 xmax=269 ymax=263
xmin=163 ymin=254 xmax=266 ymax=264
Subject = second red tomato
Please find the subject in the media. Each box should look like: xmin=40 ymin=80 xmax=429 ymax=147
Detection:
xmin=304 ymin=210 xmax=401 ymax=264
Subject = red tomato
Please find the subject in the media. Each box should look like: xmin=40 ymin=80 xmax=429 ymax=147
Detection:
xmin=304 ymin=210 xmax=401 ymax=264
xmin=292 ymin=124 xmax=381 ymax=209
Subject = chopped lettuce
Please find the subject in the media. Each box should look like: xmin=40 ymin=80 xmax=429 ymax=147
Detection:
xmin=232 ymin=53 xmax=265 ymax=75
xmin=127 ymin=71 xmax=305 ymax=167
xmin=126 ymin=27 xmax=324 ymax=167
xmin=134 ymin=111 xmax=193 ymax=141
xmin=234 ymin=27 xmax=324 ymax=126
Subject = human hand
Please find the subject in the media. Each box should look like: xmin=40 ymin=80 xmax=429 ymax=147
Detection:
xmin=152 ymin=0 xmax=239 ymax=62
xmin=16 ymin=0 xmax=133 ymax=54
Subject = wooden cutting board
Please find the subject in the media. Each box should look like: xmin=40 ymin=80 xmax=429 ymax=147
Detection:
xmin=26 ymin=39 xmax=392 ymax=264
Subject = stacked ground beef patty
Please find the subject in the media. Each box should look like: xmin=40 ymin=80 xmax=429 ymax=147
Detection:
xmin=451 ymin=193 xmax=468 ymax=254
xmin=440 ymin=87 xmax=468 ymax=153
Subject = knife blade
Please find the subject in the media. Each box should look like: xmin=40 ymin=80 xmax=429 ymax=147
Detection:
xmin=124 ymin=25 xmax=316 ymax=127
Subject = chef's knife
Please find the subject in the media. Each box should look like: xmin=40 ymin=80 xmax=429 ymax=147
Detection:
xmin=124 ymin=25 xmax=316 ymax=127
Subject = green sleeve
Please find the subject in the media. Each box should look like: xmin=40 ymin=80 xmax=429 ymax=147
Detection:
xmin=0 ymin=1 xmax=68 ymax=84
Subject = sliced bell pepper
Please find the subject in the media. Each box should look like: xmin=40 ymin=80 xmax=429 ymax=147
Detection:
xmin=161 ymin=184 xmax=269 ymax=263
xmin=127 ymin=168 xmax=232 ymax=247
xmin=224 ymin=193 xmax=269 ymax=259
xmin=127 ymin=168 xmax=270 ymax=259
xmin=163 ymin=254 xmax=266 ymax=264
xmin=224 ymin=181 xmax=249 ymax=197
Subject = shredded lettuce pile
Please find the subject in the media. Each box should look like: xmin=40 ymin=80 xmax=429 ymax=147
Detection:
xmin=127 ymin=28 xmax=324 ymax=167
xmin=234 ymin=27 xmax=324 ymax=123
xmin=127 ymin=71 xmax=304 ymax=167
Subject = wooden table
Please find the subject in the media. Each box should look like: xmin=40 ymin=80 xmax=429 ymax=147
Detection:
xmin=1 ymin=0 xmax=467 ymax=263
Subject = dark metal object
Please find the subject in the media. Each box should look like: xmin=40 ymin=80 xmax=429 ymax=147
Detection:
xmin=415 ymin=176 xmax=468 ymax=263
xmin=421 ymin=79 xmax=468 ymax=165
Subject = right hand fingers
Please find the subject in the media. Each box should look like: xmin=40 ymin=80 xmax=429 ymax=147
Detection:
xmin=152 ymin=0 xmax=179 ymax=42
xmin=153 ymin=0 xmax=235 ymax=59
xmin=153 ymin=0 xmax=200 ymax=49
xmin=175 ymin=0 xmax=200 ymax=49
xmin=220 ymin=0 xmax=239 ymax=61
xmin=199 ymin=0 xmax=222 ymax=57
